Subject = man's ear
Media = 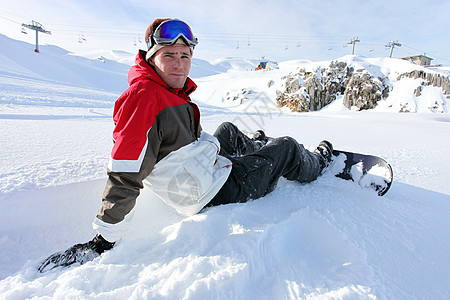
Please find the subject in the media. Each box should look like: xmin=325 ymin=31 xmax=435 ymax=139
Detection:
xmin=147 ymin=57 xmax=155 ymax=67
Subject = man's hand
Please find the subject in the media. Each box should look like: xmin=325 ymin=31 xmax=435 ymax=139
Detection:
xmin=38 ymin=235 xmax=115 ymax=273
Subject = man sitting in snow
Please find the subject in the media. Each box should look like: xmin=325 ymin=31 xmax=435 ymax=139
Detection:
xmin=38 ymin=18 xmax=333 ymax=272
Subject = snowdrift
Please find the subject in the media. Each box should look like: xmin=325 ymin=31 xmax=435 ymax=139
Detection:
xmin=1 ymin=34 xmax=449 ymax=299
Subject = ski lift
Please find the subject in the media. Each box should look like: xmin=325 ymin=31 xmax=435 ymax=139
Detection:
xmin=78 ymin=33 xmax=86 ymax=43
xmin=328 ymin=44 xmax=333 ymax=51
xmin=248 ymin=37 xmax=251 ymax=46
xmin=285 ymin=42 xmax=289 ymax=50
xmin=369 ymin=47 xmax=374 ymax=52
xmin=296 ymin=41 xmax=301 ymax=47
xmin=343 ymin=43 xmax=348 ymax=48
xmin=21 ymin=26 xmax=28 ymax=34
xmin=236 ymin=41 xmax=239 ymax=49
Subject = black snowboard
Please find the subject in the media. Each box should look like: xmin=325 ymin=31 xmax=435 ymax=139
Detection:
xmin=331 ymin=150 xmax=393 ymax=196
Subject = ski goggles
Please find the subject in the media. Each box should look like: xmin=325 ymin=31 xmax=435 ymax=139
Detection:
xmin=147 ymin=19 xmax=198 ymax=50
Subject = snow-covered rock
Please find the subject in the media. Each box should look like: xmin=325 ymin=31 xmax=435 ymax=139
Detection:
xmin=274 ymin=57 xmax=449 ymax=113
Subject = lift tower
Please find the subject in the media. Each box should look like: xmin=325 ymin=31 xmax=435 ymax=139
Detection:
xmin=347 ymin=37 xmax=360 ymax=55
xmin=385 ymin=40 xmax=402 ymax=58
xmin=21 ymin=20 xmax=51 ymax=53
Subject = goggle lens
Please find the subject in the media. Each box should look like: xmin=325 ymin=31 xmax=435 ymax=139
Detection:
xmin=156 ymin=20 xmax=195 ymax=42
xmin=148 ymin=19 xmax=198 ymax=50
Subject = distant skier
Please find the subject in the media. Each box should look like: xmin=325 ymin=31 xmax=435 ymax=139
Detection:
xmin=38 ymin=18 xmax=332 ymax=272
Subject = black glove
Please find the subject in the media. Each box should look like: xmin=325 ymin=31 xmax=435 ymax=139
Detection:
xmin=86 ymin=234 xmax=115 ymax=254
xmin=38 ymin=234 xmax=115 ymax=273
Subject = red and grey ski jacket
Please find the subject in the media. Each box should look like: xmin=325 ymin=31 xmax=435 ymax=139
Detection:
xmin=93 ymin=50 xmax=232 ymax=242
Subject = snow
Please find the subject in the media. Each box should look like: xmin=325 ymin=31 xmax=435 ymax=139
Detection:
xmin=1 ymin=33 xmax=450 ymax=299
xmin=358 ymin=164 xmax=392 ymax=191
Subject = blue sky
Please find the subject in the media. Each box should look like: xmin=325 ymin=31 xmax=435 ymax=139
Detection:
xmin=1 ymin=0 xmax=449 ymax=64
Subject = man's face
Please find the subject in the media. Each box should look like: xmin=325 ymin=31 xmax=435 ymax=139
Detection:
xmin=149 ymin=44 xmax=192 ymax=89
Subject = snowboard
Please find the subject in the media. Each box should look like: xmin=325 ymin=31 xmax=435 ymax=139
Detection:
xmin=331 ymin=150 xmax=393 ymax=196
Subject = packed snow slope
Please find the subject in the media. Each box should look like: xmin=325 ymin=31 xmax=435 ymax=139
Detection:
xmin=0 ymin=35 xmax=449 ymax=299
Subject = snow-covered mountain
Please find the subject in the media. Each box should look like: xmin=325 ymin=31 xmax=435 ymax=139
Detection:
xmin=1 ymin=34 xmax=449 ymax=299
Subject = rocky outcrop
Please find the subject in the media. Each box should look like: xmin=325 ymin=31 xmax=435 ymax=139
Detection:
xmin=397 ymin=70 xmax=450 ymax=98
xmin=343 ymin=70 xmax=390 ymax=110
xmin=276 ymin=61 xmax=354 ymax=112
xmin=275 ymin=61 xmax=391 ymax=112
xmin=225 ymin=59 xmax=449 ymax=113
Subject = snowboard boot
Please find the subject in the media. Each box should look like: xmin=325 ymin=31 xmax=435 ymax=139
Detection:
xmin=314 ymin=140 xmax=333 ymax=172
xmin=251 ymin=129 xmax=269 ymax=149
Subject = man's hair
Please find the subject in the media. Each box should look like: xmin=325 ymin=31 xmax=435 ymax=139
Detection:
xmin=144 ymin=18 xmax=171 ymax=43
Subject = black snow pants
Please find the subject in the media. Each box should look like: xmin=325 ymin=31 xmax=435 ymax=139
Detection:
xmin=207 ymin=122 xmax=322 ymax=206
